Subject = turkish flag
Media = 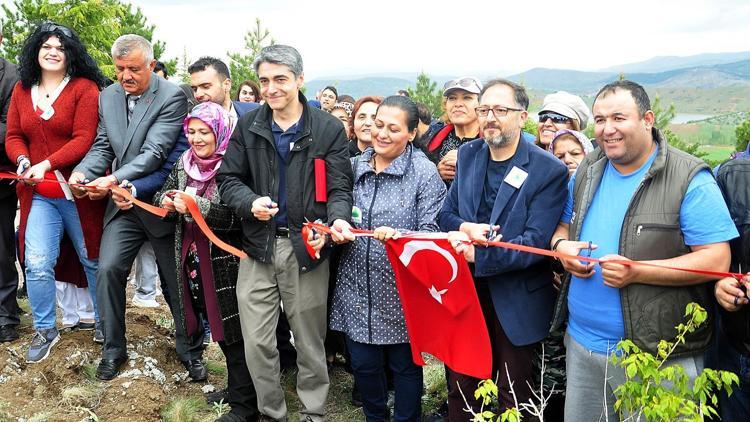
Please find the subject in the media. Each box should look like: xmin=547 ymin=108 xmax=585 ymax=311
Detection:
xmin=385 ymin=237 xmax=492 ymax=380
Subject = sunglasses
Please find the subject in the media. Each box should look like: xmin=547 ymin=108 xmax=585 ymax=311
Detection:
xmin=39 ymin=22 xmax=73 ymax=39
xmin=444 ymin=77 xmax=481 ymax=92
xmin=538 ymin=111 xmax=572 ymax=124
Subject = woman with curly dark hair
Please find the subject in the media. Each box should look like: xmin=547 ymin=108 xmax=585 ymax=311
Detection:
xmin=5 ymin=21 xmax=107 ymax=363
xmin=235 ymin=79 xmax=260 ymax=103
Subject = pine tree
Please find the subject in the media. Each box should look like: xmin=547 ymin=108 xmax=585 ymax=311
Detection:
xmin=406 ymin=72 xmax=443 ymax=119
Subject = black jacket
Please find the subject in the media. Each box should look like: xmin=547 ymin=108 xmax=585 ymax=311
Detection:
xmin=0 ymin=58 xmax=19 ymax=200
xmin=217 ymin=92 xmax=353 ymax=272
xmin=716 ymin=157 xmax=750 ymax=354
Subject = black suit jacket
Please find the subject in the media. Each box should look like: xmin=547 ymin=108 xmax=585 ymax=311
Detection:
xmin=0 ymin=58 xmax=19 ymax=199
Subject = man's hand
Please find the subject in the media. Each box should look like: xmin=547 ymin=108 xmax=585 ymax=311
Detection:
xmin=330 ymin=219 xmax=355 ymax=244
xmin=373 ymin=226 xmax=400 ymax=243
xmin=68 ymin=172 xmax=90 ymax=198
xmin=448 ymin=230 xmax=475 ymax=262
xmin=250 ymin=196 xmax=278 ymax=221
xmin=87 ymin=175 xmax=117 ymax=200
xmin=112 ymin=180 xmax=134 ymax=210
xmin=437 ymin=150 xmax=457 ymax=181
xmin=556 ymin=240 xmax=597 ymax=279
xmin=600 ymin=254 xmax=638 ymax=288
xmin=306 ymin=226 xmax=326 ymax=259
xmin=715 ymin=276 xmax=749 ymax=312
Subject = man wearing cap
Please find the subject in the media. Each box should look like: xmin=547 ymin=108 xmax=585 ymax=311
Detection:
xmin=536 ymin=91 xmax=592 ymax=149
xmin=419 ymin=76 xmax=482 ymax=184
xmin=440 ymin=78 xmax=568 ymax=420
xmin=549 ymin=80 xmax=737 ymax=420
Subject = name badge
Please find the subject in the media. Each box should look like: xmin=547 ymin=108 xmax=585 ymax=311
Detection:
xmin=504 ymin=166 xmax=528 ymax=189
xmin=184 ymin=186 xmax=197 ymax=196
xmin=39 ymin=106 xmax=55 ymax=120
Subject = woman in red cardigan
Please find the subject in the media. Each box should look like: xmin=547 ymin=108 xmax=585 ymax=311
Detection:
xmin=5 ymin=22 xmax=107 ymax=363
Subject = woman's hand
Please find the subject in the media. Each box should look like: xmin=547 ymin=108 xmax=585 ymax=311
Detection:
xmin=21 ymin=160 xmax=50 ymax=185
xmin=161 ymin=191 xmax=177 ymax=212
xmin=373 ymin=226 xmax=400 ymax=242
xmin=172 ymin=192 xmax=190 ymax=215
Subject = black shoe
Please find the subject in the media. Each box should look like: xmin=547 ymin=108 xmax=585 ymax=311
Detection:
xmin=96 ymin=356 xmax=127 ymax=381
xmin=0 ymin=325 xmax=19 ymax=343
xmin=182 ymin=359 xmax=208 ymax=382
xmin=205 ymin=387 xmax=230 ymax=405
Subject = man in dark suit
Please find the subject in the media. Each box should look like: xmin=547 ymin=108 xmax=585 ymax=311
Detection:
xmin=438 ymin=78 xmax=568 ymax=420
xmin=0 ymin=27 xmax=20 ymax=343
xmin=69 ymin=34 xmax=203 ymax=381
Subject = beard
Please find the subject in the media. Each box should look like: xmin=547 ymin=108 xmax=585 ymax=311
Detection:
xmin=484 ymin=131 xmax=513 ymax=149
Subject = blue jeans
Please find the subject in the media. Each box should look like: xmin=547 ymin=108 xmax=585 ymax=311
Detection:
xmin=346 ymin=337 xmax=422 ymax=422
xmin=25 ymin=194 xmax=99 ymax=329
xmin=710 ymin=327 xmax=750 ymax=421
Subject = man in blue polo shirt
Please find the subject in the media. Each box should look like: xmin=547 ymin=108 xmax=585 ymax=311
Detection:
xmin=549 ymin=80 xmax=737 ymax=420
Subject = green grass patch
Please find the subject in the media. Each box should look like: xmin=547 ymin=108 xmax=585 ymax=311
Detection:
xmin=161 ymin=397 xmax=208 ymax=422
xmin=205 ymin=360 xmax=226 ymax=376
xmin=699 ymin=144 xmax=735 ymax=164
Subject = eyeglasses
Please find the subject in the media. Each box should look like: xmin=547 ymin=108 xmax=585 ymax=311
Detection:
xmin=39 ymin=22 xmax=73 ymax=39
xmin=538 ymin=111 xmax=571 ymax=124
xmin=475 ymin=105 xmax=523 ymax=118
xmin=444 ymin=77 xmax=482 ymax=92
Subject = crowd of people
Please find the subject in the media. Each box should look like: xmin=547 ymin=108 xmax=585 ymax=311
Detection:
xmin=0 ymin=20 xmax=748 ymax=422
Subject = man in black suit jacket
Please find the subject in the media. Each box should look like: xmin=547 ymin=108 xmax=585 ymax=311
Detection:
xmin=0 ymin=28 xmax=20 ymax=343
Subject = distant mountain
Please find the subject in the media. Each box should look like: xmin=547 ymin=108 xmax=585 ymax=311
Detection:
xmin=305 ymin=77 xmax=412 ymax=98
xmin=507 ymin=59 xmax=750 ymax=93
xmin=600 ymin=51 xmax=750 ymax=73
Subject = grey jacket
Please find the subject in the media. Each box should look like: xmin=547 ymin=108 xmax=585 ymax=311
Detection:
xmin=330 ymin=144 xmax=446 ymax=344
xmin=74 ymin=75 xmax=186 ymax=230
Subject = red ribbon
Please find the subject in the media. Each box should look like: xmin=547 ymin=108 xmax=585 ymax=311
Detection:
xmin=302 ymin=221 xmax=744 ymax=280
xmin=1 ymin=172 xmax=246 ymax=259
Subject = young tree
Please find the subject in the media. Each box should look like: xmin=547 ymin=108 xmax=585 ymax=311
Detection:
xmin=734 ymin=119 xmax=750 ymax=152
xmin=227 ymin=18 xmax=274 ymax=95
xmin=406 ymin=72 xmax=443 ymax=119
xmin=1 ymin=0 xmax=172 ymax=79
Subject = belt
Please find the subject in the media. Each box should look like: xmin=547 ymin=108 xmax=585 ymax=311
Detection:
xmin=275 ymin=227 xmax=290 ymax=238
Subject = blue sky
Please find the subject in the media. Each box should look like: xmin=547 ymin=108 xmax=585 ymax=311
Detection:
xmin=128 ymin=0 xmax=750 ymax=80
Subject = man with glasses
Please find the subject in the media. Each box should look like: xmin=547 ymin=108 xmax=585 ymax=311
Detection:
xmin=439 ymin=79 xmax=568 ymax=420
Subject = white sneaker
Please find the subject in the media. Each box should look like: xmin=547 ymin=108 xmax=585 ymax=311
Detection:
xmin=132 ymin=296 xmax=160 ymax=308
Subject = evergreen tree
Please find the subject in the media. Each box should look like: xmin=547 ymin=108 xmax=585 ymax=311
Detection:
xmin=227 ymin=18 xmax=274 ymax=94
xmin=734 ymin=119 xmax=750 ymax=152
xmin=406 ymin=72 xmax=443 ymax=119
xmin=1 ymin=0 xmax=172 ymax=79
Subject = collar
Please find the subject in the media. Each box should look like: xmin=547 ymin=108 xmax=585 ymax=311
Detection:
xmin=354 ymin=143 xmax=414 ymax=182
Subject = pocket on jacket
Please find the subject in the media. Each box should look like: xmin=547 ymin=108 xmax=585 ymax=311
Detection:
xmin=630 ymin=222 xmax=686 ymax=261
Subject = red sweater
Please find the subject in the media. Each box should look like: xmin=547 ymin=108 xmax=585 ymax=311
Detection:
xmin=5 ymin=77 xmax=106 ymax=264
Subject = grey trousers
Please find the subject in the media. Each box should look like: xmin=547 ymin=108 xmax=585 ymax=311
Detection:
xmin=564 ymin=332 xmax=704 ymax=422
xmin=133 ymin=242 xmax=159 ymax=301
xmin=237 ymin=238 xmax=330 ymax=422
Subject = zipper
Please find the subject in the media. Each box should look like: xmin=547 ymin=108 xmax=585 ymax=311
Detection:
xmin=365 ymin=174 xmax=380 ymax=343
xmin=635 ymin=223 xmax=678 ymax=236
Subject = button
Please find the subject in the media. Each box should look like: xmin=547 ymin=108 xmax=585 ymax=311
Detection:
xmin=301 ymin=266 xmax=307 ymax=271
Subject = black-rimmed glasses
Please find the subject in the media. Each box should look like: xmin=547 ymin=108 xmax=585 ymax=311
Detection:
xmin=39 ymin=22 xmax=73 ymax=38
xmin=475 ymin=105 xmax=523 ymax=118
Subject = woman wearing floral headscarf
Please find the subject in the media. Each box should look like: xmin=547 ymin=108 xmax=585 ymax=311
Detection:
xmin=156 ymin=101 xmax=258 ymax=422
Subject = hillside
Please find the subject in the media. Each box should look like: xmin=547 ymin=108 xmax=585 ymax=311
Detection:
xmin=600 ymin=51 xmax=750 ymax=73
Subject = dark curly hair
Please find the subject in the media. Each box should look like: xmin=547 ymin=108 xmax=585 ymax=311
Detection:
xmin=18 ymin=21 xmax=108 ymax=89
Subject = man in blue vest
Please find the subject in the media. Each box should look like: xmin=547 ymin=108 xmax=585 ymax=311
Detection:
xmin=550 ymin=80 xmax=738 ymax=420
